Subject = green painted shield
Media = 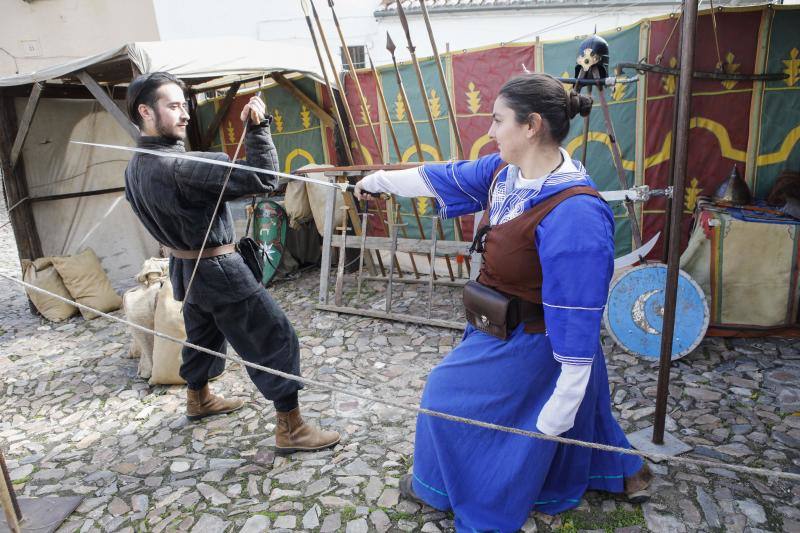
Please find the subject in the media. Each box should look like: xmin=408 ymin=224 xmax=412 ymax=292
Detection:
xmin=252 ymin=200 xmax=288 ymax=286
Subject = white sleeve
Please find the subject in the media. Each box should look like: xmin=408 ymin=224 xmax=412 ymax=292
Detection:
xmin=536 ymin=363 xmax=592 ymax=436
xmin=359 ymin=167 xmax=433 ymax=198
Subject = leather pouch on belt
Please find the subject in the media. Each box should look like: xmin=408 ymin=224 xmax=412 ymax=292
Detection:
xmin=463 ymin=280 xmax=513 ymax=340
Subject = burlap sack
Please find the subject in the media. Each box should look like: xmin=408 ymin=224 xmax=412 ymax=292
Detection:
xmin=51 ymin=248 xmax=122 ymax=320
xmin=23 ymin=258 xmax=77 ymax=321
xmin=123 ymin=281 xmax=161 ymax=377
xmin=284 ymin=180 xmax=313 ymax=229
xmin=124 ymin=258 xmax=171 ymax=379
xmin=136 ymin=257 xmax=169 ymax=284
xmin=150 ymin=278 xmax=187 ymax=385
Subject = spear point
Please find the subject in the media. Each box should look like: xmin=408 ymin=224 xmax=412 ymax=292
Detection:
xmin=396 ymin=1 xmax=413 ymax=44
xmin=386 ymin=32 xmax=396 ymax=55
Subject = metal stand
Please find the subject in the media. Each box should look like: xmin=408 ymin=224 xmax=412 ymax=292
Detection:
xmin=0 ymin=451 xmax=81 ymax=533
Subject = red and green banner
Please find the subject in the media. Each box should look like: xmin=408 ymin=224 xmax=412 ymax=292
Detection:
xmin=198 ymin=76 xmax=329 ymax=174
xmin=200 ymin=6 xmax=800 ymax=260
xmin=642 ymin=9 xmax=762 ymax=257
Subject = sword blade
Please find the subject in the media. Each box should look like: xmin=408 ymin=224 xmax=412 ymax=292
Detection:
xmin=70 ymin=141 xmax=349 ymax=191
xmin=613 ymin=232 xmax=660 ymax=270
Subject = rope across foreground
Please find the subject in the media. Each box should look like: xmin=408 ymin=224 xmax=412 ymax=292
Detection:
xmin=1 ymin=272 xmax=799 ymax=483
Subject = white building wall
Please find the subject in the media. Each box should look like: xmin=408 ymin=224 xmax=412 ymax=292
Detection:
xmin=153 ymin=0 xmax=680 ymax=70
xmin=0 ymin=0 xmax=160 ymax=77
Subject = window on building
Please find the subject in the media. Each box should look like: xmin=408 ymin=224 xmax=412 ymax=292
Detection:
xmin=341 ymin=45 xmax=365 ymax=70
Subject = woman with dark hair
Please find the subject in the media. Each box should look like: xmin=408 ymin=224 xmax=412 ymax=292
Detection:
xmin=354 ymin=73 xmax=651 ymax=531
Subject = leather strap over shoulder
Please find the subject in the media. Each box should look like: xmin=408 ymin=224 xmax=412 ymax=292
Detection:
xmin=528 ymin=185 xmax=602 ymax=227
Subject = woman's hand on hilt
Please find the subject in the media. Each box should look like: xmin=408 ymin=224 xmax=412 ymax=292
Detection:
xmin=354 ymin=174 xmax=381 ymax=201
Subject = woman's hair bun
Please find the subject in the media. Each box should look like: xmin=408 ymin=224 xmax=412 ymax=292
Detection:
xmin=566 ymin=90 xmax=593 ymax=119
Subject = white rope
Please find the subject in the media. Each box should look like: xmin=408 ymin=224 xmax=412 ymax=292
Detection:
xmin=2 ymin=272 xmax=799 ymax=483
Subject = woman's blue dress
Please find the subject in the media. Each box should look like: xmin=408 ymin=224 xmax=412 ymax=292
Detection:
xmin=412 ymin=152 xmax=643 ymax=532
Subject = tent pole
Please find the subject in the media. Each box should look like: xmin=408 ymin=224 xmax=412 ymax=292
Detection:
xmin=652 ymin=0 xmax=699 ymax=445
xmin=0 ymin=88 xmax=44 ymax=267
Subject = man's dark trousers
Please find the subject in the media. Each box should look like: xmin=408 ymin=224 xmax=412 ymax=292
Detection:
xmin=180 ymin=286 xmax=302 ymax=403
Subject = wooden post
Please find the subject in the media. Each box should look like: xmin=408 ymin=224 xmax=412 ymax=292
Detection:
xmin=10 ymin=81 xmax=43 ymax=169
xmin=200 ymin=81 xmax=241 ymax=150
xmin=0 ymin=89 xmax=44 ymax=268
xmin=653 ymin=0 xmax=699 ymax=445
xmin=271 ymin=72 xmax=334 ymax=127
xmin=76 ymin=70 xmax=139 ymax=140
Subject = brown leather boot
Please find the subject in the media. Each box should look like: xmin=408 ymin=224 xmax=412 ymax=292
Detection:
xmin=624 ymin=462 xmax=654 ymax=503
xmin=275 ymin=407 xmax=340 ymax=455
xmin=186 ymin=384 xmax=244 ymax=421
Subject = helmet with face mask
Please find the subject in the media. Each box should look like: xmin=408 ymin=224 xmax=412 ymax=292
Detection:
xmin=575 ymin=34 xmax=610 ymax=79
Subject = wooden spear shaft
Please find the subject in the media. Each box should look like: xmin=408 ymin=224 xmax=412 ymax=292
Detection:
xmin=367 ymin=50 xmax=402 ymax=161
xmin=301 ymin=0 xmax=354 ymax=165
xmin=396 ymin=0 xmax=444 ymax=160
xmin=419 ymin=0 xmax=464 ymax=159
xmin=388 ymin=32 xmax=455 ymax=281
xmin=367 ymin=48 xmax=424 ymax=278
xmin=387 ymin=33 xmax=425 ymax=161
xmin=328 ymin=0 xmax=384 ymax=164
xmin=308 ymin=0 xmax=366 ymax=162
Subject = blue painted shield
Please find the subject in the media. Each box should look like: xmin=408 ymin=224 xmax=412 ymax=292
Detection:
xmin=603 ymin=264 xmax=709 ymax=360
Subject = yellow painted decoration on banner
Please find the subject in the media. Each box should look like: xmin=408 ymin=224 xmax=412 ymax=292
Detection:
xmin=560 ymin=72 xmax=571 ymax=92
xmin=756 ymin=124 xmax=800 ymax=166
xmin=395 ymin=92 xmax=406 ymax=121
xmin=784 ymin=48 xmax=800 ymax=87
xmin=300 ymin=105 xmax=311 ymax=129
xmin=226 ymin=121 xmax=235 ymax=144
xmin=359 ymin=102 xmax=372 ymax=126
xmin=273 ymin=109 xmax=284 ymax=133
xmin=612 ymin=81 xmax=627 ymax=102
xmin=359 ymin=144 xmax=374 ymax=165
xmin=721 ymin=52 xmax=741 ymax=91
xmin=469 ymin=134 xmax=494 ymax=160
xmin=402 ymin=144 xmax=440 ymax=162
xmin=429 ymin=89 xmax=442 ymax=118
xmin=662 ymin=57 xmax=678 ymax=95
xmin=284 ymin=148 xmax=315 ymax=174
xmin=466 ymin=82 xmax=482 ymax=114
xmin=417 ymin=197 xmax=431 ymax=214
xmin=475 ymin=116 xmax=796 ymax=172
xmin=685 ymin=178 xmax=701 ymax=211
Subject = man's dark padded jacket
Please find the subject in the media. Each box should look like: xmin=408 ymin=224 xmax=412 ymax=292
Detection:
xmin=124 ymin=122 xmax=279 ymax=304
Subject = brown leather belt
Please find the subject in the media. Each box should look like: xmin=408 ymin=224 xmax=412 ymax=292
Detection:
xmin=168 ymin=243 xmax=236 ymax=260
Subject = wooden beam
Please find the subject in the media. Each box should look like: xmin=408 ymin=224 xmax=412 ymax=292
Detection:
xmin=0 ymin=91 xmax=44 ymax=268
xmin=10 ymin=81 xmax=43 ymax=169
xmin=271 ymin=72 xmax=334 ymax=127
xmin=200 ymin=81 xmax=241 ymax=150
xmin=3 ymin=83 xmax=128 ymax=100
xmin=186 ymin=94 xmax=204 ymax=151
xmin=29 ymin=187 xmax=125 ymax=203
xmin=76 ymin=70 xmax=139 ymax=140
xmin=332 ymin=234 xmax=469 ymax=256
xmin=316 ymin=304 xmax=463 ymax=331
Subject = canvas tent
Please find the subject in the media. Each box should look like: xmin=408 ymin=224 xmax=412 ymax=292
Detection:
xmin=0 ymin=37 xmax=341 ymax=287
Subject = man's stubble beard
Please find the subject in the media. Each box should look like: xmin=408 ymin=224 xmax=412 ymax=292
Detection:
xmin=155 ymin=111 xmax=187 ymax=141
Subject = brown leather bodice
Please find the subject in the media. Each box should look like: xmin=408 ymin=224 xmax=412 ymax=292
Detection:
xmin=476 ymin=185 xmax=603 ymax=305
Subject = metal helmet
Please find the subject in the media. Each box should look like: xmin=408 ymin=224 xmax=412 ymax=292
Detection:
xmin=575 ymin=34 xmax=610 ymax=79
xmin=713 ymin=165 xmax=752 ymax=206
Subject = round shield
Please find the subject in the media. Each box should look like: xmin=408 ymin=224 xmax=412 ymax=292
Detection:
xmin=603 ymin=264 xmax=708 ymax=360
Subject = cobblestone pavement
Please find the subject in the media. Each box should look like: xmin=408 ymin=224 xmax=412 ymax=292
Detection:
xmin=1 ymin=201 xmax=799 ymax=533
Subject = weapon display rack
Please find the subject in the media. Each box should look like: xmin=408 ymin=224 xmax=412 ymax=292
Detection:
xmin=306 ymin=166 xmax=478 ymax=330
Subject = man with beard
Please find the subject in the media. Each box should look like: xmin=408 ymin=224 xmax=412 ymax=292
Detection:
xmin=123 ymin=72 xmax=340 ymax=454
